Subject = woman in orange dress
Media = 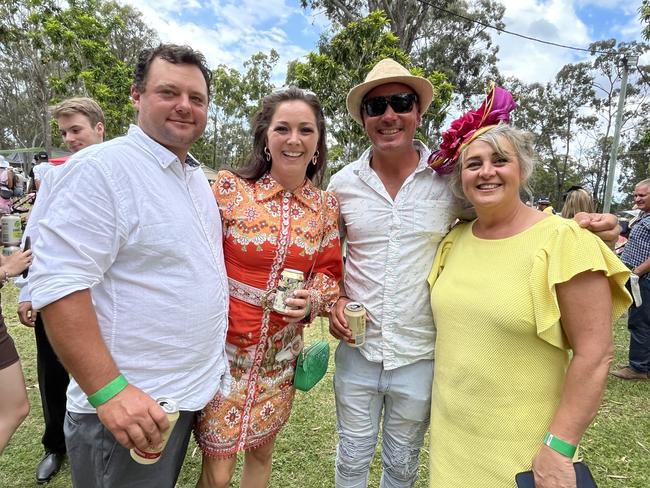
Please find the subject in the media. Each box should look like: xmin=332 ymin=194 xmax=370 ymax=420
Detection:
xmin=195 ymin=87 xmax=343 ymax=487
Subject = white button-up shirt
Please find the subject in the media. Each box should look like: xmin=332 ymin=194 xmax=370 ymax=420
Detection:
xmin=33 ymin=161 xmax=54 ymax=183
xmin=15 ymin=163 xmax=61 ymax=302
xmin=29 ymin=125 xmax=230 ymax=413
xmin=328 ymin=141 xmax=463 ymax=370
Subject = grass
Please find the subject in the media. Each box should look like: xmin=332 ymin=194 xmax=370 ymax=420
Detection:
xmin=1 ymin=283 xmax=649 ymax=487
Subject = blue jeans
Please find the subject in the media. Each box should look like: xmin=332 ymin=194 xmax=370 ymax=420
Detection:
xmin=628 ymin=278 xmax=650 ymax=373
xmin=333 ymin=343 xmax=433 ymax=488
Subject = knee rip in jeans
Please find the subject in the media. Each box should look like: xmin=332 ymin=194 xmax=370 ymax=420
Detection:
xmin=382 ymin=444 xmax=420 ymax=480
xmin=337 ymin=436 xmax=377 ymax=472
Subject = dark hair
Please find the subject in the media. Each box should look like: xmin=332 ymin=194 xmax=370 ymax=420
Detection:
xmin=134 ymin=44 xmax=212 ymax=99
xmin=232 ymin=87 xmax=328 ymax=187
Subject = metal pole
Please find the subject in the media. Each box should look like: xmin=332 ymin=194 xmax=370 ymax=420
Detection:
xmin=602 ymin=56 xmax=631 ymax=213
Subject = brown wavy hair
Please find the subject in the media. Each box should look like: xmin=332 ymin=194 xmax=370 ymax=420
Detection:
xmin=232 ymin=87 xmax=328 ymax=187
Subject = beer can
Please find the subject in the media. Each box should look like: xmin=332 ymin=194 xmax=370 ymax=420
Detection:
xmin=2 ymin=245 xmax=20 ymax=257
xmin=272 ymin=269 xmax=305 ymax=313
xmin=344 ymin=302 xmax=366 ymax=347
xmin=130 ymin=398 xmax=180 ymax=465
xmin=1 ymin=215 xmax=22 ymax=246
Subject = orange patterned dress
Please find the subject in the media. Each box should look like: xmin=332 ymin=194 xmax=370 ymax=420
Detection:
xmin=195 ymin=170 xmax=343 ymax=457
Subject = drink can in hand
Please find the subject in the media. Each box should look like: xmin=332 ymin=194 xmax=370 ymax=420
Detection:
xmin=130 ymin=397 xmax=179 ymax=464
xmin=272 ymin=269 xmax=305 ymax=313
xmin=344 ymin=302 xmax=366 ymax=347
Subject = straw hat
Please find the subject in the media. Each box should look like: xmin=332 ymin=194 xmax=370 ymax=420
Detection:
xmin=346 ymin=58 xmax=434 ymax=126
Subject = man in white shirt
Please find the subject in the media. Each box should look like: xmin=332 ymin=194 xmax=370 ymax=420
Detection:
xmin=328 ymin=58 xmax=458 ymax=488
xmin=29 ymin=44 xmax=229 ymax=487
xmin=17 ymin=97 xmax=105 ymax=484
xmin=31 ymin=151 xmax=53 ymax=192
xmin=328 ymin=58 xmax=621 ymax=488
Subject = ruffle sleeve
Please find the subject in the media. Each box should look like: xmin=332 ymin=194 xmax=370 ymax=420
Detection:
xmin=305 ymin=191 xmax=344 ymax=322
xmin=530 ymin=219 xmax=632 ymax=350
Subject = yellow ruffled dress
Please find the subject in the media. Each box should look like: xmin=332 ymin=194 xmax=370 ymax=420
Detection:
xmin=427 ymin=216 xmax=631 ymax=488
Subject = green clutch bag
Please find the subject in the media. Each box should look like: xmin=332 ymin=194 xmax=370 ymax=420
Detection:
xmin=293 ymin=340 xmax=330 ymax=392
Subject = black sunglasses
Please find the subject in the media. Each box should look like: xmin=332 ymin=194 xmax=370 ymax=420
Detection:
xmin=362 ymin=93 xmax=418 ymax=117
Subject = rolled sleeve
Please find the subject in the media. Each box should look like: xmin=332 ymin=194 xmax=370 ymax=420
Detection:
xmin=29 ymin=159 xmax=123 ymax=310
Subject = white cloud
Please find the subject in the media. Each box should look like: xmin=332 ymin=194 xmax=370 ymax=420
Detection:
xmin=119 ymin=0 xmax=313 ymax=85
xmin=118 ymin=0 xmax=641 ymax=88
xmin=495 ymin=0 xmax=593 ymax=83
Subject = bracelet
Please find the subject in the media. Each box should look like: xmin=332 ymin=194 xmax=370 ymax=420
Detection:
xmin=87 ymin=374 xmax=129 ymax=408
xmin=543 ymin=432 xmax=577 ymax=458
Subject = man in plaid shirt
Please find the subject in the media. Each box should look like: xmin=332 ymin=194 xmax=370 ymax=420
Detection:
xmin=613 ymin=178 xmax=650 ymax=380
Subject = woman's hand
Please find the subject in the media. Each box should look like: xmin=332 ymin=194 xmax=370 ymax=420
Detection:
xmin=1 ymin=248 xmax=32 ymax=277
xmin=281 ymin=289 xmax=311 ymax=324
xmin=531 ymin=445 xmax=576 ymax=488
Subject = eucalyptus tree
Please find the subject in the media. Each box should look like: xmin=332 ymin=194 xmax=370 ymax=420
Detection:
xmin=300 ymin=0 xmax=504 ymax=112
xmin=0 ymin=0 xmax=157 ymax=152
xmin=287 ymin=11 xmax=452 ymax=165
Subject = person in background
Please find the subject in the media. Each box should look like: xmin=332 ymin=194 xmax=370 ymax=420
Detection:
xmin=536 ymin=196 xmax=555 ymax=214
xmin=0 ymin=249 xmax=33 ymax=455
xmin=426 ymin=87 xmax=631 ymax=488
xmin=560 ymin=186 xmax=594 ymax=219
xmin=28 ymin=44 xmax=229 ymax=487
xmin=31 ymin=151 xmax=53 ymax=192
xmin=195 ymin=87 xmax=343 ymax=488
xmin=0 ymin=157 xmax=13 ymax=214
xmin=612 ymin=178 xmax=650 ymax=381
xmin=51 ymin=97 xmax=105 ymax=154
xmin=12 ymin=169 xmax=25 ymax=198
xmin=16 ymin=96 xmax=105 ymax=484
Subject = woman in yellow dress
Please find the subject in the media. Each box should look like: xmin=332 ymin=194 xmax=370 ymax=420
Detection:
xmin=427 ymin=87 xmax=631 ymax=488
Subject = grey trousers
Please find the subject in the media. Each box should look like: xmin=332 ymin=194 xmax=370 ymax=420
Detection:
xmin=64 ymin=410 xmax=195 ymax=488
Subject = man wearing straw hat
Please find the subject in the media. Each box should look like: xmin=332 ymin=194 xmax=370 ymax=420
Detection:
xmin=327 ymin=58 xmax=621 ymax=487
xmin=327 ymin=58 xmax=458 ymax=487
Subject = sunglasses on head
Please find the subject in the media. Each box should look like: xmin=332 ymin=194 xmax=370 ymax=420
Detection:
xmin=362 ymin=93 xmax=418 ymax=117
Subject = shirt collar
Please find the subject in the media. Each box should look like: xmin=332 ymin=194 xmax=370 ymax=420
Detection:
xmin=127 ymin=125 xmax=200 ymax=169
xmin=353 ymin=140 xmax=432 ymax=177
xmin=254 ymin=172 xmax=322 ymax=211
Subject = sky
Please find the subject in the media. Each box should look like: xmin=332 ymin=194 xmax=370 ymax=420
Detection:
xmin=120 ymin=0 xmax=646 ymax=85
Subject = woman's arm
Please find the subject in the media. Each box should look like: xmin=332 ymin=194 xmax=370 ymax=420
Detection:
xmin=532 ymin=270 xmax=614 ymax=488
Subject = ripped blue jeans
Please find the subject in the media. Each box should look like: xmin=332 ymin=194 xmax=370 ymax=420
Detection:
xmin=333 ymin=343 xmax=433 ymax=488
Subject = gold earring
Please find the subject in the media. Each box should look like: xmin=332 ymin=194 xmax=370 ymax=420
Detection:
xmin=311 ymin=150 xmax=319 ymax=166
xmin=264 ymin=146 xmax=271 ymax=162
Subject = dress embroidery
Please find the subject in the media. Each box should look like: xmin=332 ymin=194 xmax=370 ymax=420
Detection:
xmin=195 ymin=170 xmax=343 ymax=457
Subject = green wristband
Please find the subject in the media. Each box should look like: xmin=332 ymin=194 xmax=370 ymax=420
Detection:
xmin=543 ymin=432 xmax=577 ymax=458
xmin=87 ymin=374 xmax=129 ymax=408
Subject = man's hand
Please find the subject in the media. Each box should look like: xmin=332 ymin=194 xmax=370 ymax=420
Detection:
xmin=96 ymin=384 xmax=169 ymax=451
xmin=18 ymin=301 xmax=37 ymax=327
xmin=329 ymin=296 xmax=353 ymax=342
xmin=574 ymin=212 xmax=620 ymax=249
